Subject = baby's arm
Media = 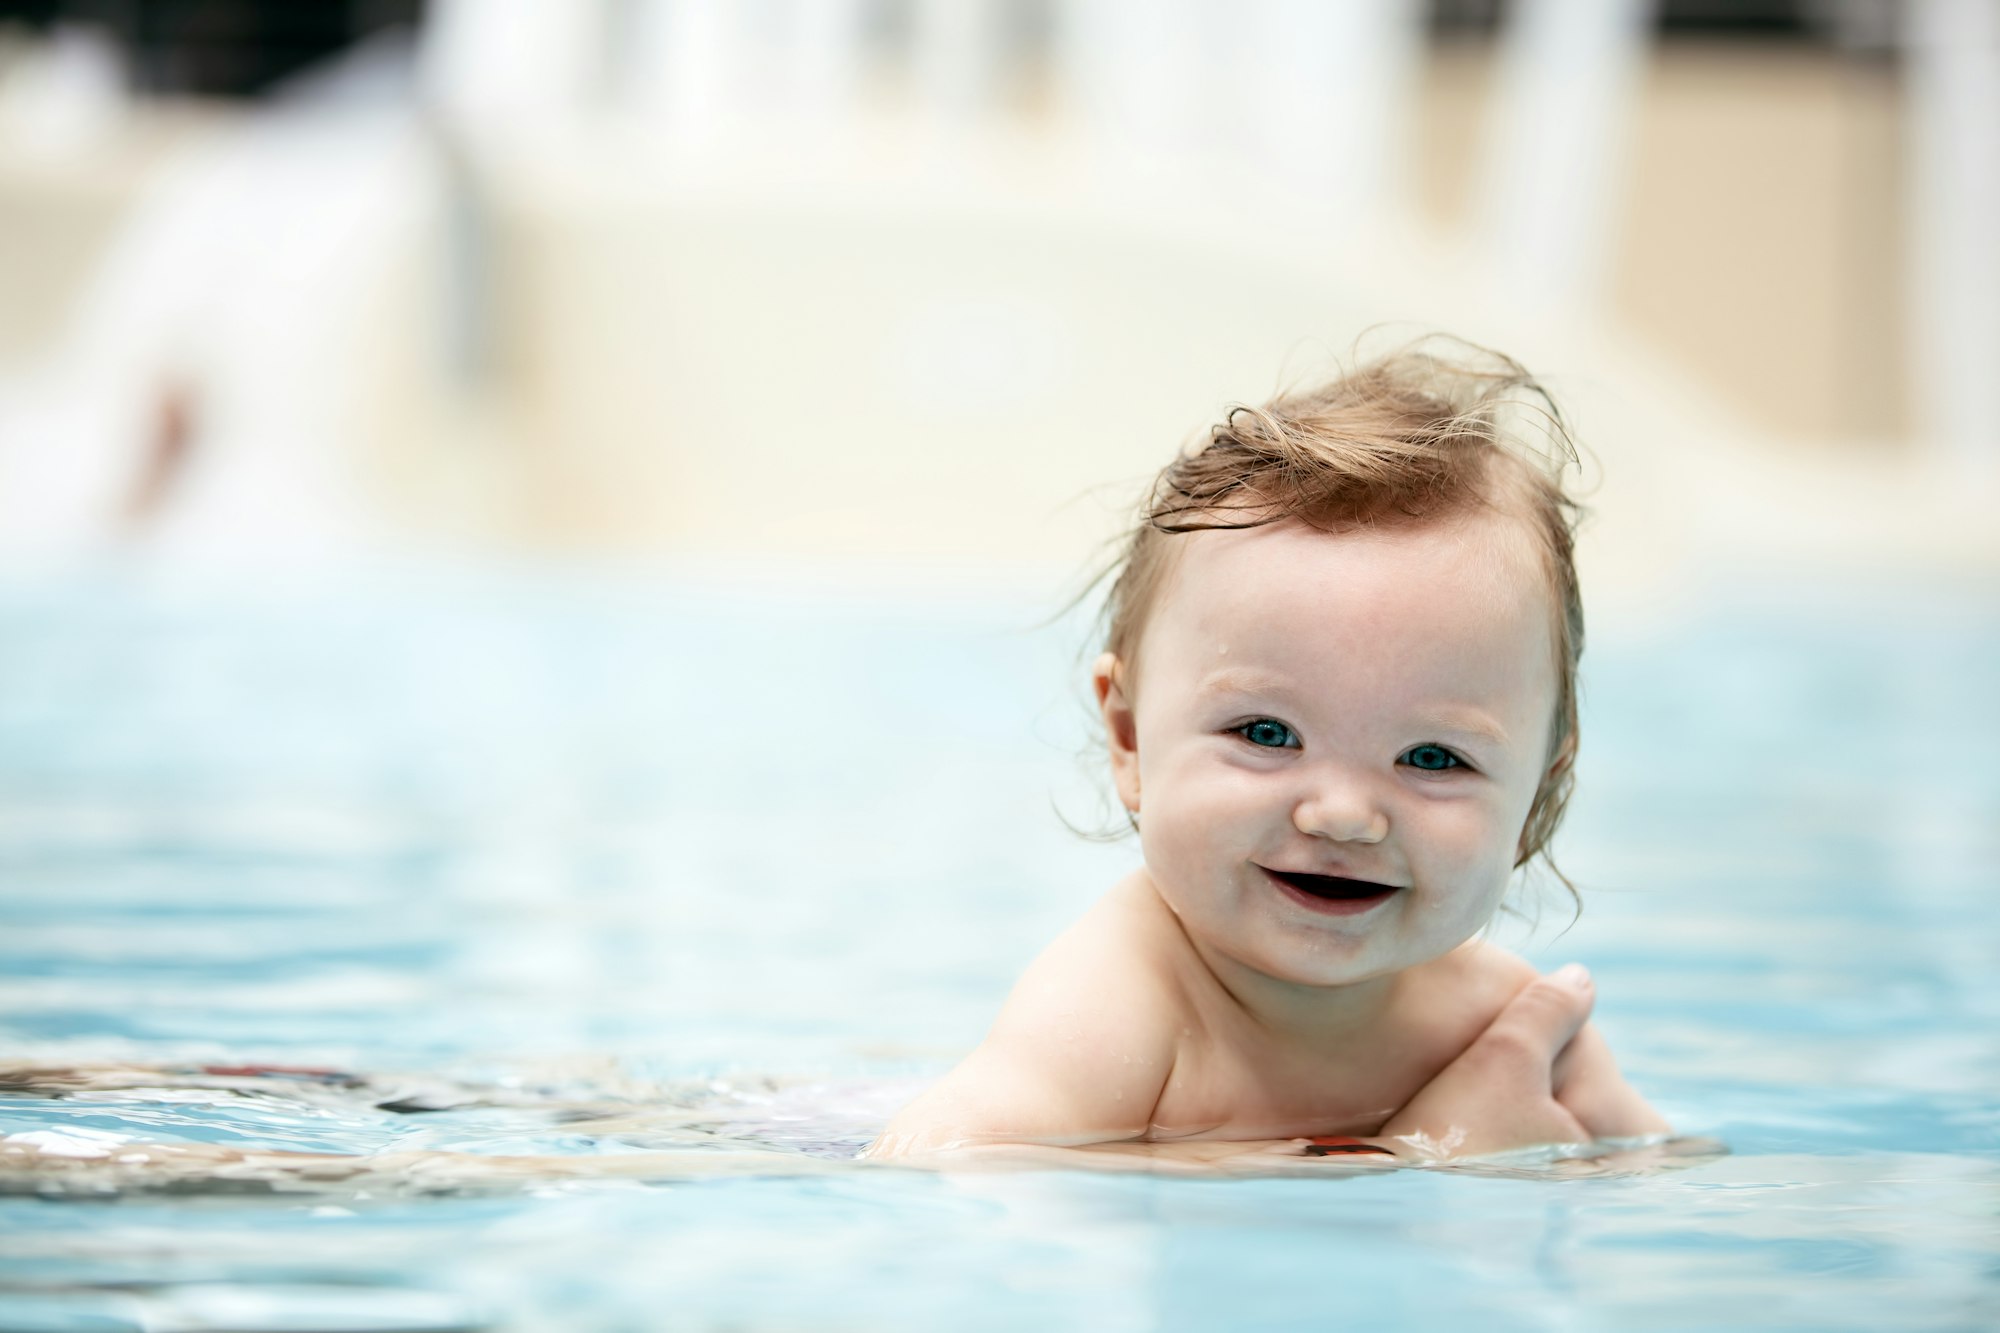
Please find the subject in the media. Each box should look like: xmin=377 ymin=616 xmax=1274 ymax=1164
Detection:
xmin=1552 ymin=1019 xmax=1672 ymax=1138
xmin=1380 ymin=963 xmax=1669 ymax=1159
xmin=868 ymin=907 xmax=1179 ymax=1159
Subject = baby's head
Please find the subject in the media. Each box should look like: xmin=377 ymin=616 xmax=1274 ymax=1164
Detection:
xmin=1091 ymin=340 xmax=1585 ymax=981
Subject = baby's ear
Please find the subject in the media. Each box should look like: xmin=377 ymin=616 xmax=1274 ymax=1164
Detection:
xmin=1093 ymin=652 xmax=1141 ymax=812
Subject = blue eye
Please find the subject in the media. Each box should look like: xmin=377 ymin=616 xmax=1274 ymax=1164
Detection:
xmin=1400 ymin=744 xmax=1463 ymax=772
xmin=1237 ymin=719 xmax=1298 ymax=749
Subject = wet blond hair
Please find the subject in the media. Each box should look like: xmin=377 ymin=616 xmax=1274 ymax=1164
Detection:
xmin=1098 ymin=337 xmax=1585 ymax=886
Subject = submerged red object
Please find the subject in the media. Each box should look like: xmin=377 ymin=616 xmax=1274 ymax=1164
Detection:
xmin=197 ymin=1064 xmax=355 ymax=1083
xmin=1301 ymin=1137 xmax=1395 ymax=1157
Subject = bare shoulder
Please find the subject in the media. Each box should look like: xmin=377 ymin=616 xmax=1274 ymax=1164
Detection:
xmin=1377 ymin=939 xmax=1543 ymax=1073
xmin=869 ymin=873 xmax=1190 ymax=1156
xmin=1423 ymin=939 xmax=1540 ymax=1019
xmin=985 ymin=872 xmax=1189 ymax=1060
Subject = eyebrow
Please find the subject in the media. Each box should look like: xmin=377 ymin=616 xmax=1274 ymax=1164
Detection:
xmin=1416 ymin=711 xmax=1512 ymax=748
xmin=1194 ymin=667 xmax=1295 ymax=699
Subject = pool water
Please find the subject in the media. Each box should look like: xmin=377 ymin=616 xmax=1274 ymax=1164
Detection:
xmin=1 ymin=565 xmax=1995 ymax=1331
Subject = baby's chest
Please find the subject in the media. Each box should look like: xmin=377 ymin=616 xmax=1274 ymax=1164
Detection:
xmin=1147 ymin=1029 xmax=1463 ymax=1141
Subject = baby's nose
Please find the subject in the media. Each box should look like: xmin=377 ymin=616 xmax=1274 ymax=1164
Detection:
xmin=1292 ymin=779 xmax=1389 ymax=844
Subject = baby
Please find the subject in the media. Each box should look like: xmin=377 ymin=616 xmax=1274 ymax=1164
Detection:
xmin=872 ymin=342 xmax=1669 ymax=1167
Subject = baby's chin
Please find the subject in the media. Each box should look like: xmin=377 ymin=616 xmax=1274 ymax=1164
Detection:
xmin=1188 ymin=919 xmax=1411 ymax=990
xmin=1201 ymin=906 xmax=1499 ymax=991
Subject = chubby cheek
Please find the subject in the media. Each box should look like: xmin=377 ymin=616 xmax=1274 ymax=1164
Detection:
xmin=1402 ymin=799 xmax=1516 ymax=927
xmin=1135 ymin=755 xmax=1262 ymax=907
xmin=1141 ymin=814 xmax=1218 ymax=903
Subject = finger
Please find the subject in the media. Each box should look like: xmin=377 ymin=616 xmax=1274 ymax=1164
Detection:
xmin=1480 ymin=964 xmax=1596 ymax=1066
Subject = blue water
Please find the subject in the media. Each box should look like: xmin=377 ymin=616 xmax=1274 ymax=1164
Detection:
xmin=1 ymin=565 xmax=1995 ymax=1331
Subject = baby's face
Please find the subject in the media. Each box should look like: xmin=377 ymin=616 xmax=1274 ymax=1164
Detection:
xmin=1097 ymin=515 xmax=1559 ymax=989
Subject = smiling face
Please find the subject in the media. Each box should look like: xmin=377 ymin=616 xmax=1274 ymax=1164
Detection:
xmin=1095 ymin=514 xmax=1560 ymax=990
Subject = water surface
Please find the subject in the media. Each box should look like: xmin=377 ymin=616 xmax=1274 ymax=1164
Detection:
xmin=1 ymin=567 xmax=1994 ymax=1331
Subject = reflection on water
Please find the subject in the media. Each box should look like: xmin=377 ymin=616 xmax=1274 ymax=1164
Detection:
xmin=0 ymin=1062 xmax=1726 ymax=1203
xmin=1 ymin=1062 xmax=885 ymax=1200
xmin=0 ymin=568 xmax=1995 ymax=1331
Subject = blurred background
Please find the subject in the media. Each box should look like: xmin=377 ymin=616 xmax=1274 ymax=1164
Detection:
xmin=0 ymin=0 xmax=1994 ymax=589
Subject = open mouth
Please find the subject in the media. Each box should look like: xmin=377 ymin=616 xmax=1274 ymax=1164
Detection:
xmin=1258 ymin=867 xmax=1401 ymax=914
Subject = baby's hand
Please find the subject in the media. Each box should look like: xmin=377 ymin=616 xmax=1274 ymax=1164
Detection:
xmin=1375 ymin=963 xmax=1597 ymax=1161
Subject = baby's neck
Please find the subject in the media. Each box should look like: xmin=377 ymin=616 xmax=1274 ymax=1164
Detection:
xmin=1183 ymin=932 xmax=1406 ymax=1046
